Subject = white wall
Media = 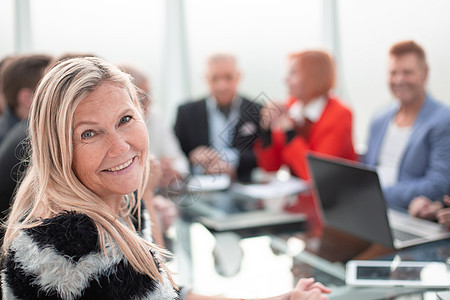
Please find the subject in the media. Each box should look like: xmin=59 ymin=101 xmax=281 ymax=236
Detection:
xmin=185 ymin=0 xmax=323 ymax=103
xmin=2 ymin=0 xmax=450 ymax=146
xmin=0 ymin=0 xmax=15 ymax=57
xmin=29 ymin=0 xmax=166 ymax=111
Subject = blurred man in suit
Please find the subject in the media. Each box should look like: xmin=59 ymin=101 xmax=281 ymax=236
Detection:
xmin=174 ymin=54 xmax=261 ymax=182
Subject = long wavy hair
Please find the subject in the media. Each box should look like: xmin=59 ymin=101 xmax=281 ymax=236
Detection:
xmin=2 ymin=57 xmax=176 ymax=288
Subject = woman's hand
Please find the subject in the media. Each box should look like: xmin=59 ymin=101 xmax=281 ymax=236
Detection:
xmin=260 ymin=102 xmax=291 ymax=131
xmin=185 ymin=278 xmax=330 ymax=300
xmin=290 ymin=278 xmax=330 ymax=300
xmin=275 ymin=278 xmax=330 ymax=300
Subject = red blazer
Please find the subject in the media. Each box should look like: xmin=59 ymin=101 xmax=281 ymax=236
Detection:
xmin=254 ymin=96 xmax=357 ymax=179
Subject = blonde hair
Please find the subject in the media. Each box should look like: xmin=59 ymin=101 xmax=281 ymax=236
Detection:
xmin=2 ymin=57 xmax=176 ymax=288
xmin=289 ymin=50 xmax=335 ymax=99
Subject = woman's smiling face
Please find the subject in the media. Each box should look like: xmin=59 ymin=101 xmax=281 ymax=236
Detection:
xmin=72 ymin=82 xmax=148 ymax=210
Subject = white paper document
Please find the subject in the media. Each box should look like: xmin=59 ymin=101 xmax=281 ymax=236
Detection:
xmin=230 ymin=177 xmax=309 ymax=199
xmin=186 ymin=174 xmax=231 ymax=192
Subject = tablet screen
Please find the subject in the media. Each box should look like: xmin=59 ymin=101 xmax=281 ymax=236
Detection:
xmin=357 ymin=265 xmax=422 ymax=281
xmin=346 ymin=260 xmax=450 ymax=287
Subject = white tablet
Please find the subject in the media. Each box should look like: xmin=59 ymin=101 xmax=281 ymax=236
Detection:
xmin=346 ymin=260 xmax=450 ymax=288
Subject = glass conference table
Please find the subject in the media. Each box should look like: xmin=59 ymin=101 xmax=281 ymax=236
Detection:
xmin=160 ymin=181 xmax=450 ymax=300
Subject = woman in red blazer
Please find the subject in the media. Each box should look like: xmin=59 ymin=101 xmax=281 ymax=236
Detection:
xmin=254 ymin=50 xmax=357 ymax=180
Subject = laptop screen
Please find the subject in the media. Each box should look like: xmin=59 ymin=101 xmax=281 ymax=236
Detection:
xmin=307 ymin=154 xmax=395 ymax=249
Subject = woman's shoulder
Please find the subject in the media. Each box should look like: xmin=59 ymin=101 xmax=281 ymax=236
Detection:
xmin=2 ymin=212 xmax=100 ymax=299
xmin=321 ymin=97 xmax=353 ymax=122
xmin=3 ymin=212 xmax=179 ymax=299
xmin=326 ymin=96 xmax=352 ymax=113
xmin=23 ymin=211 xmax=99 ymax=259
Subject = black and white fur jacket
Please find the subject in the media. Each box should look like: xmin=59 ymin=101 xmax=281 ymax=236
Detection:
xmin=1 ymin=212 xmax=179 ymax=299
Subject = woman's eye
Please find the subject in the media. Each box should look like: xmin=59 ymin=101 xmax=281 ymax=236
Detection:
xmin=81 ymin=131 xmax=95 ymax=139
xmin=120 ymin=116 xmax=132 ymax=124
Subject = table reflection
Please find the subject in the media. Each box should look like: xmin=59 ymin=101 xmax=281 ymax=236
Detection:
xmin=160 ymin=180 xmax=450 ymax=299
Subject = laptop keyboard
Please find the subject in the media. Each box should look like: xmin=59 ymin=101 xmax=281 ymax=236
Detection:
xmin=391 ymin=228 xmax=422 ymax=242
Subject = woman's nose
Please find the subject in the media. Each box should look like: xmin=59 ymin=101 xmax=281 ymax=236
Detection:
xmin=107 ymin=133 xmax=130 ymax=157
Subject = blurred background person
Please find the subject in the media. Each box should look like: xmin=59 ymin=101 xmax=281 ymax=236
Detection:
xmin=174 ymin=54 xmax=262 ymax=182
xmin=361 ymin=40 xmax=450 ymax=209
xmin=254 ymin=50 xmax=357 ymax=284
xmin=0 ymin=54 xmax=51 ymax=144
xmin=0 ymin=54 xmax=52 ymax=230
xmin=254 ymin=50 xmax=357 ymax=180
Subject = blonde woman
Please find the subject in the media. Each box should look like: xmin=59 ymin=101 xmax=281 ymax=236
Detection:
xmin=2 ymin=57 xmax=330 ymax=300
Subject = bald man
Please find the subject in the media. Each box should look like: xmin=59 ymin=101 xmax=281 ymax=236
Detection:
xmin=174 ymin=54 xmax=262 ymax=182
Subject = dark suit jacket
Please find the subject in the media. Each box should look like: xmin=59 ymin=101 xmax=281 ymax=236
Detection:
xmin=0 ymin=108 xmax=20 ymax=145
xmin=0 ymin=120 xmax=29 ymax=215
xmin=174 ymin=97 xmax=262 ymax=182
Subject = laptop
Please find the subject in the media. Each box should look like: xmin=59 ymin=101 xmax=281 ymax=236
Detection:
xmin=306 ymin=153 xmax=450 ymax=249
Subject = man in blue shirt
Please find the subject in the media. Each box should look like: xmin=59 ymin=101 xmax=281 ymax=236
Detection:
xmin=362 ymin=40 xmax=450 ymax=209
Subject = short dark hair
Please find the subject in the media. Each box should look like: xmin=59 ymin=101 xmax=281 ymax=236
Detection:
xmin=389 ymin=40 xmax=426 ymax=64
xmin=1 ymin=54 xmax=52 ymax=111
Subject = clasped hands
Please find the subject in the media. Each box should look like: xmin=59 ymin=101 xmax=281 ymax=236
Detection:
xmin=282 ymin=277 xmax=331 ymax=300
xmin=188 ymin=146 xmax=236 ymax=178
